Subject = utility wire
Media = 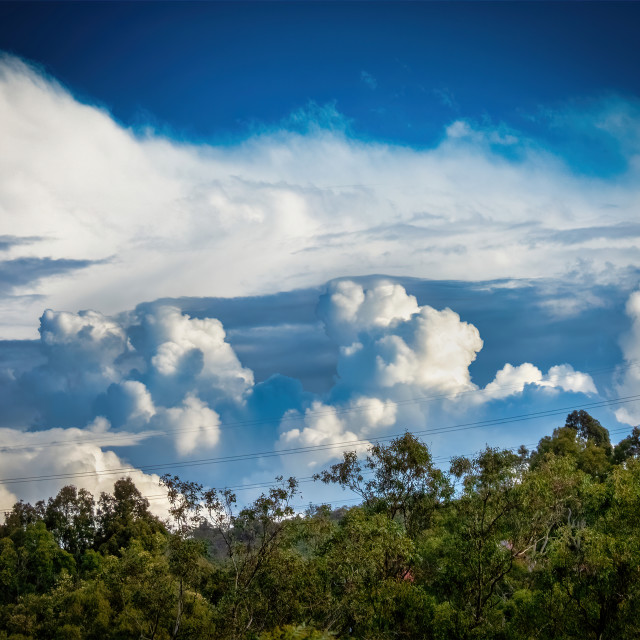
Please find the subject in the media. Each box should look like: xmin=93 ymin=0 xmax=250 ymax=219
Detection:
xmin=0 ymin=394 xmax=638 ymax=486
xmin=1 ymin=425 xmax=634 ymax=514
xmin=0 ymin=359 xmax=636 ymax=454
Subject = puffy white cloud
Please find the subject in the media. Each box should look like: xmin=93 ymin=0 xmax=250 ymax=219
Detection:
xmin=2 ymin=56 xmax=640 ymax=338
xmin=278 ymin=396 xmax=396 ymax=469
xmin=151 ymin=395 xmax=221 ymax=457
xmin=481 ymin=362 xmax=597 ymax=401
xmin=614 ymin=290 xmax=640 ymax=424
xmin=318 ymin=280 xmax=419 ymax=344
xmin=328 ymin=282 xmax=483 ymax=396
xmin=39 ymin=308 xmax=130 ymax=376
xmin=323 ymin=281 xmax=596 ymax=414
xmin=105 ymin=380 xmax=156 ymax=428
xmin=542 ymin=364 xmax=597 ymax=395
xmin=0 ymin=419 xmax=171 ymax=519
xmin=143 ymin=306 xmax=253 ymax=401
xmin=482 ymin=363 xmax=544 ymax=400
xmin=2 ymin=305 xmax=248 ymax=456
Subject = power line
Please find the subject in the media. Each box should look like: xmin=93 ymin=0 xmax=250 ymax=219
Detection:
xmin=1 ymin=359 xmax=636 ymax=455
xmin=1 ymin=425 xmax=634 ymax=514
xmin=1 ymin=394 xmax=638 ymax=486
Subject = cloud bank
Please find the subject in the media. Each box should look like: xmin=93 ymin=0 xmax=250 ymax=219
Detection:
xmin=1 ymin=55 xmax=640 ymax=338
xmin=1 ymin=53 xmax=637 ymax=510
xmin=614 ymin=289 xmax=640 ymax=425
xmin=0 ymin=280 xmax=603 ymax=508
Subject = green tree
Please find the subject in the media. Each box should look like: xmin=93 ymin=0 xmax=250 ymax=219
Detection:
xmin=95 ymin=477 xmax=166 ymax=555
xmin=44 ymin=485 xmax=95 ymax=561
xmin=613 ymin=426 xmax=640 ymax=464
xmin=420 ymin=447 xmax=529 ymax=637
xmin=531 ymin=411 xmax=613 ymax=479
xmin=316 ymin=432 xmax=452 ymax=537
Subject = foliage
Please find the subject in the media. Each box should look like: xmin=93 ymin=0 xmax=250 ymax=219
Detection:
xmin=1 ymin=414 xmax=639 ymax=639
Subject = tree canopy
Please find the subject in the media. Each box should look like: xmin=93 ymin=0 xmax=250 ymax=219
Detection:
xmin=1 ymin=412 xmax=639 ymax=639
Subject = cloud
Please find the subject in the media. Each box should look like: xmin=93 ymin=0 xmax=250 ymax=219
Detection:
xmin=361 ymin=70 xmax=377 ymax=90
xmin=543 ymin=364 xmax=597 ymax=395
xmin=2 ymin=55 xmax=640 ymax=339
xmin=0 ymin=418 xmax=171 ymax=519
xmin=318 ymin=279 xmax=420 ymax=344
xmin=0 ymin=235 xmax=42 ymax=252
xmin=533 ymin=95 xmax=640 ymax=176
xmin=481 ymin=362 xmax=596 ymax=401
xmin=277 ymin=396 xmax=396 ymax=469
xmin=149 ymin=395 xmax=220 ymax=457
xmin=321 ymin=281 xmax=596 ymax=414
xmin=322 ymin=280 xmax=482 ymax=398
xmin=614 ymin=289 xmax=640 ymax=424
xmin=0 ymin=257 xmax=101 ymax=294
xmin=0 ymin=278 xmax=611 ymax=509
xmin=0 ymin=306 xmax=248 ymax=457
xmin=135 ymin=305 xmax=253 ymax=406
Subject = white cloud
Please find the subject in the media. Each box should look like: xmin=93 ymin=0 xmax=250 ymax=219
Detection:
xmin=3 ymin=305 xmax=247 ymax=456
xmin=542 ymin=364 xmax=597 ymax=395
xmin=329 ymin=282 xmax=483 ymax=396
xmin=614 ymin=290 xmax=640 ymax=424
xmin=2 ymin=56 xmax=640 ymax=338
xmin=143 ymin=306 xmax=253 ymax=402
xmin=481 ymin=362 xmax=596 ymax=401
xmin=482 ymin=362 xmax=544 ymax=400
xmin=318 ymin=279 xmax=420 ymax=344
xmin=111 ymin=380 xmax=156 ymax=427
xmin=324 ymin=281 xmax=596 ymax=411
xmin=0 ymin=419 xmax=171 ymax=519
xmin=277 ymin=396 xmax=396 ymax=469
xmin=151 ymin=394 xmax=221 ymax=457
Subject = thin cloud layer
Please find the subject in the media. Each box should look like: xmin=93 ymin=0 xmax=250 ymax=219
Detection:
xmin=2 ymin=56 xmax=640 ymax=338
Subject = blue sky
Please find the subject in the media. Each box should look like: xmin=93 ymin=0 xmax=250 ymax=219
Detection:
xmin=1 ymin=1 xmax=640 ymax=514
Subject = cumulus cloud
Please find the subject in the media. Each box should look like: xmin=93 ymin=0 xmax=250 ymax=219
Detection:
xmin=614 ymin=289 xmax=640 ymax=424
xmin=2 ymin=56 xmax=640 ymax=338
xmin=481 ymin=362 xmax=596 ymax=401
xmin=0 ymin=419 xmax=171 ymax=519
xmin=0 ymin=306 xmax=246 ymax=459
xmin=0 ymin=278 xmax=610 ymax=508
xmin=323 ymin=280 xmax=482 ymax=397
xmin=278 ymin=396 xmax=397 ymax=469
xmin=139 ymin=306 xmax=253 ymax=404
xmin=150 ymin=395 xmax=221 ymax=457
xmin=323 ymin=280 xmax=596 ymax=410
xmin=543 ymin=364 xmax=597 ymax=395
xmin=318 ymin=280 xmax=420 ymax=344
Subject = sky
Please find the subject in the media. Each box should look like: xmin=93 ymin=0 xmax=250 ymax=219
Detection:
xmin=1 ymin=1 xmax=640 ymax=516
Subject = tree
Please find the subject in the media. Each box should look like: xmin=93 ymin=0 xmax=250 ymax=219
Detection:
xmin=421 ymin=447 xmax=529 ymax=635
xmin=565 ymin=410 xmax=612 ymax=453
xmin=95 ymin=477 xmax=166 ymax=555
xmin=44 ymin=485 xmax=96 ymax=560
xmin=160 ymin=474 xmax=208 ymax=640
xmin=613 ymin=426 xmax=640 ymax=464
xmin=316 ymin=432 xmax=452 ymax=537
xmin=531 ymin=411 xmax=613 ymax=479
xmin=201 ymin=476 xmax=301 ymax=637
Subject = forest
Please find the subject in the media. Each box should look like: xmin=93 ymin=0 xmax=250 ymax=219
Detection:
xmin=1 ymin=410 xmax=640 ymax=640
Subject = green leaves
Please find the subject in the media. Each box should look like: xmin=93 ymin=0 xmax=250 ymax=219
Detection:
xmin=2 ymin=412 xmax=640 ymax=639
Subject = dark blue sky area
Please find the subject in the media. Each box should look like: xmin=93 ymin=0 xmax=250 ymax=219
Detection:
xmin=1 ymin=2 xmax=639 ymax=147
